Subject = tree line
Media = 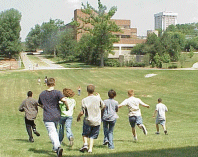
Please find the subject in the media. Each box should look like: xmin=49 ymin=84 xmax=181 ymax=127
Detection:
xmin=131 ymin=23 xmax=198 ymax=68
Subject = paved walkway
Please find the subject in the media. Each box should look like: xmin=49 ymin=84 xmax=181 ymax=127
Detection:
xmin=20 ymin=52 xmax=67 ymax=70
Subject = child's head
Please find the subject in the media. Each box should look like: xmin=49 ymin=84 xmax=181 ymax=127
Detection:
xmin=128 ymin=90 xmax=134 ymax=97
xmin=158 ymin=98 xmax=162 ymax=103
xmin=27 ymin=91 xmax=33 ymax=97
xmin=47 ymin=78 xmax=55 ymax=87
xmin=87 ymin=84 xmax=95 ymax=94
xmin=108 ymin=89 xmax=116 ymax=98
xmin=63 ymin=88 xmax=75 ymax=98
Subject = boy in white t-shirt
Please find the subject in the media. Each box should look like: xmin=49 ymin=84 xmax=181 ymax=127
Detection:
xmin=153 ymin=98 xmax=168 ymax=135
xmin=59 ymin=88 xmax=76 ymax=146
xmin=118 ymin=90 xmax=150 ymax=142
xmin=77 ymin=84 xmax=105 ymax=153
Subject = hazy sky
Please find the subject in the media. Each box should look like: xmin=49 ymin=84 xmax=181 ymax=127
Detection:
xmin=1 ymin=0 xmax=198 ymax=41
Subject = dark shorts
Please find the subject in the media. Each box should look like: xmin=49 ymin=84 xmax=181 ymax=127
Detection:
xmin=82 ymin=121 xmax=100 ymax=139
xmin=129 ymin=116 xmax=143 ymax=128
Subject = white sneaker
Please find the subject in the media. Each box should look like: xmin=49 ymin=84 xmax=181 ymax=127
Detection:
xmin=141 ymin=124 xmax=147 ymax=135
xmin=133 ymin=136 xmax=138 ymax=142
xmin=88 ymin=149 xmax=92 ymax=153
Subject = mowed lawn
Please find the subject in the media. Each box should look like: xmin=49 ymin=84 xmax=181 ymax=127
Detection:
xmin=0 ymin=68 xmax=198 ymax=157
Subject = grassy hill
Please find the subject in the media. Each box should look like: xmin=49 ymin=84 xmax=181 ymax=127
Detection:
xmin=0 ymin=68 xmax=197 ymax=156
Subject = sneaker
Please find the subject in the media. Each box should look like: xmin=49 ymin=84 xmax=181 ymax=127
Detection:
xmin=29 ymin=138 xmax=34 ymax=142
xmin=69 ymin=137 xmax=74 ymax=146
xmin=88 ymin=149 xmax=92 ymax=153
xmin=141 ymin=124 xmax=148 ymax=135
xmin=57 ymin=147 xmax=63 ymax=157
xmin=133 ymin=136 xmax=138 ymax=142
xmin=79 ymin=144 xmax=88 ymax=153
xmin=103 ymin=141 xmax=109 ymax=145
xmin=33 ymin=130 xmax=40 ymax=136
xmin=155 ymin=132 xmax=160 ymax=135
xmin=164 ymin=130 xmax=168 ymax=135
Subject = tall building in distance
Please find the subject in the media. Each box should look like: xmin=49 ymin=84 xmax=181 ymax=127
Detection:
xmin=154 ymin=11 xmax=178 ymax=31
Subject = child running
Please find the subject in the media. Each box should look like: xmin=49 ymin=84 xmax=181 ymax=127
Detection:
xmin=19 ymin=91 xmax=41 ymax=142
xmin=118 ymin=90 xmax=149 ymax=142
xmin=153 ymin=98 xmax=168 ymax=135
xmin=102 ymin=89 xmax=119 ymax=149
xmin=59 ymin=88 xmax=76 ymax=146
xmin=77 ymin=84 xmax=105 ymax=153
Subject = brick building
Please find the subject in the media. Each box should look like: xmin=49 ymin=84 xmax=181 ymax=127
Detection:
xmin=72 ymin=9 xmax=146 ymax=61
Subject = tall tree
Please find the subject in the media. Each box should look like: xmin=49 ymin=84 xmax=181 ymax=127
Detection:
xmin=73 ymin=0 xmax=121 ymax=67
xmin=25 ymin=24 xmax=41 ymax=51
xmin=0 ymin=8 xmax=22 ymax=57
xmin=40 ymin=19 xmax=65 ymax=55
xmin=56 ymin=28 xmax=77 ymax=60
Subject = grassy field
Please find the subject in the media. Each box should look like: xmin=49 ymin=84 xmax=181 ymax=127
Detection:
xmin=0 ymin=68 xmax=198 ymax=157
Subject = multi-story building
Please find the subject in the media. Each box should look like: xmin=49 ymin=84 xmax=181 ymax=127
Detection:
xmin=154 ymin=11 xmax=178 ymax=31
xmin=72 ymin=9 xmax=145 ymax=61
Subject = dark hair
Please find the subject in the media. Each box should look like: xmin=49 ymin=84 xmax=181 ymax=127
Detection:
xmin=108 ymin=89 xmax=116 ymax=98
xmin=158 ymin=98 xmax=162 ymax=102
xmin=87 ymin=84 xmax=95 ymax=94
xmin=63 ymin=88 xmax=75 ymax=97
xmin=27 ymin=91 xmax=33 ymax=97
xmin=47 ymin=78 xmax=55 ymax=87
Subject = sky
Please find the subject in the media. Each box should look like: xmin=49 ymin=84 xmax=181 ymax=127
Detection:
xmin=1 ymin=0 xmax=198 ymax=41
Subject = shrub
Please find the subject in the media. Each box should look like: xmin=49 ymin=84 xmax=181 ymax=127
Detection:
xmin=105 ymin=59 xmax=120 ymax=67
xmin=168 ymin=64 xmax=177 ymax=69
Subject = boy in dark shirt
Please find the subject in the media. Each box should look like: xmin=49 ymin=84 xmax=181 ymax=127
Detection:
xmin=19 ymin=91 xmax=41 ymax=142
xmin=38 ymin=78 xmax=68 ymax=157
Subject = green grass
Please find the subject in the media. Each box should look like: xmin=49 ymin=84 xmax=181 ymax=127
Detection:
xmin=27 ymin=55 xmax=49 ymax=67
xmin=0 ymin=68 xmax=198 ymax=156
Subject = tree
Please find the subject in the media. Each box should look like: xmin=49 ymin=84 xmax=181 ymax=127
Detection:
xmin=0 ymin=8 xmax=22 ymax=57
xmin=25 ymin=24 xmax=41 ymax=51
xmin=40 ymin=19 xmax=65 ymax=56
xmin=56 ymin=28 xmax=77 ymax=61
xmin=72 ymin=0 xmax=121 ymax=67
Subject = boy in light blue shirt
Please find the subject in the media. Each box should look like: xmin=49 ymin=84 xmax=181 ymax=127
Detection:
xmin=102 ymin=89 xmax=119 ymax=149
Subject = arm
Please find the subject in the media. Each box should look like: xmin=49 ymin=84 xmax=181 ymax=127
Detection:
xmin=77 ymin=111 xmax=84 ymax=122
xmin=61 ymin=97 xmax=69 ymax=110
xmin=19 ymin=103 xmax=25 ymax=112
xmin=118 ymin=99 xmax=128 ymax=108
xmin=115 ymin=105 xmax=118 ymax=112
xmin=19 ymin=101 xmax=25 ymax=112
xmin=139 ymin=99 xmax=150 ymax=108
xmin=153 ymin=110 xmax=157 ymax=118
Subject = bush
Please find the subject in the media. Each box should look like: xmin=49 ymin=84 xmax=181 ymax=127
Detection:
xmin=168 ymin=64 xmax=177 ymax=69
xmin=133 ymin=62 xmax=146 ymax=67
xmin=105 ymin=59 xmax=120 ymax=67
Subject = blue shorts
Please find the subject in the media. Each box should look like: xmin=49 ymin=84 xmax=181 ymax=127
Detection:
xmin=82 ymin=122 xmax=100 ymax=139
xmin=156 ymin=119 xmax=166 ymax=125
xmin=129 ymin=116 xmax=143 ymax=128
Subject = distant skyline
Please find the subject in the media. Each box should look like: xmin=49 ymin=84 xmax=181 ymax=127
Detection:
xmin=1 ymin=0 xmax=198 ymax=41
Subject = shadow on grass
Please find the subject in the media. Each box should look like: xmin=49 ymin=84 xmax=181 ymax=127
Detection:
xmin=28 ymin=148 xmax=55 ymax=157
xmin=14 ymin=138 xmax=30 ymax=143
xmin=66 ymin=146 xmax=198 ymax=157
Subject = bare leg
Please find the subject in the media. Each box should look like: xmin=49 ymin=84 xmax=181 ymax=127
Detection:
xmin=83 ymin=136 xmax=88 ymax=145
xmin=88 ymin=138 xmax=94 ymax=152
xmin=162 ymin=124 xmax=166 ymax=131
xmin=156 ymin=124 xmax=159 ymax=132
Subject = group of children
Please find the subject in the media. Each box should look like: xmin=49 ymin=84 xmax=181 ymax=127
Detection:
xmin=19 ymin=78 xmax=168 ymax=157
